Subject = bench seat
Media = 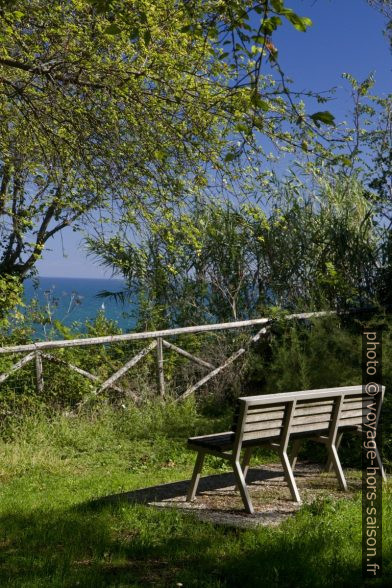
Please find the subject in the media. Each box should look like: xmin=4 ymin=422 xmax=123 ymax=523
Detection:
xmin=188 ymin=432 xmax=236 ymax=451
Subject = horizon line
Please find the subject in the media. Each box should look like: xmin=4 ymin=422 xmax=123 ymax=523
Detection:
xmin=29 ymin=275 xmax=125 ymax=281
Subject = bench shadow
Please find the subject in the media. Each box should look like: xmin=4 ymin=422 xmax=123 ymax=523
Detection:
xmin=85 ymin=466 xmax=286 ymax=510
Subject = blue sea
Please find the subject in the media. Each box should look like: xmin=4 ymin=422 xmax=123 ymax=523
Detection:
xmin=23 ymin=277 xmax=136 ymax=335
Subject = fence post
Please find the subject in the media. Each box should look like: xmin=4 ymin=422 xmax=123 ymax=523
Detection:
xmin=35 ymin=351 xmax=44 ymax=394
xmin=156 ymin=337 xmax=165 ymax=397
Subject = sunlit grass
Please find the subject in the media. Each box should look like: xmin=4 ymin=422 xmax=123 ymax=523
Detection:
xmin=0 ymin=405 xmax=390 ymax=587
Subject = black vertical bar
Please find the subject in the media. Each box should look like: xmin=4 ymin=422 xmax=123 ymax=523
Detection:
xmin=362 ymin=327 xmax=382 ymax=580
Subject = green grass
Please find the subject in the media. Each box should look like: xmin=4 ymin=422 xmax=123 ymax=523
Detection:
xmin=0 ymin=403 xmax=391 ymax=587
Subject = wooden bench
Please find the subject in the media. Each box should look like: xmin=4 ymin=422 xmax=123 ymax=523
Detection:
xmin=186 ymin=385 xmax=386 ymax=514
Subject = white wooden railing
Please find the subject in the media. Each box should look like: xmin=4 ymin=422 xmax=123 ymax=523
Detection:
xmin=0 ymin=311 xmax=333 ymax=401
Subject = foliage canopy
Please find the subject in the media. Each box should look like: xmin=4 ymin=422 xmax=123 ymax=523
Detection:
xmin=0 ymin=0 xmax=320 ymax=284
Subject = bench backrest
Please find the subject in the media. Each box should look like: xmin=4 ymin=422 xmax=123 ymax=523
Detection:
xmin=232 ymin=385 xmax=385 ymax=452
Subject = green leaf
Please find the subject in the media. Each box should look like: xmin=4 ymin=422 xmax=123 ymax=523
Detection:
xmin=235 ymin=123 xmax=249 ymax=133
xmin=253 ymin=117 xmax=264 ymax=130
xmin=252 ymin=35 xmax=266 ymax=44
xmin=88 ymin=0 xmax=112 ymax=14
xmin=129 ymin=28 xmax=139 ymax=41
xmin=271 ymin=0 xmax=284 ymax=11
xmin=251 ymin=93 xmax=269 ymax=111
xmin=139 ymin=11 xmax=148 ymax=24
xmin=285 ymin=13 xmax=312 ymax=32
xmin=104 ymin=23 xmax=121 ymax=35
xmin=144 ymin=30 xmax=151 ymax=46
xmin=261 ymin=16 xmax=282 ymax=34
xmin=339 ymin=156 xmax=352 ymax=166
xmin=224 ymin=152 xmax=236 ymax=162
xmin=310 ymin=111 xmax=335 ymax=127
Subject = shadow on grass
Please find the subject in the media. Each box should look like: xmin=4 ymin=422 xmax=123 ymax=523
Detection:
xmin=1 ymin=466 xmax=387 ymax=587
xmin=0 ymin=498 xmax=381 ymax=588
xmin=85 ymin=466 xmax=284 ymax=509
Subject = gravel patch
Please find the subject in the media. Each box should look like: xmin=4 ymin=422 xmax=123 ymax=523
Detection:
xmin=149 ymin=462 xmax=361 ymax=528
xmin=92 ymin=462 xmax=362 ymax=529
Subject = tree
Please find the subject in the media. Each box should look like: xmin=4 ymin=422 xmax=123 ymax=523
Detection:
xmin=340 ymin=73 xmax=392 ymax=307
xmin=0 ymin=0 xmax=329 ymax=293
xmin=0 ymin=0 xmax=227 ymax=279
xmin=89 ymin=200 xmax=266 ymax=326
xmin=89 ymin=168 xmax=379 ymax=328
xmin=367 ymin=0 xmax=392 ymax=18
xmin=367 ymin=0 xmax=392 ymax=45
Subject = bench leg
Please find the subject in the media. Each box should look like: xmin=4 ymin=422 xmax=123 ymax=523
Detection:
xmin=233 ymin=459 xmax=254 ymax=514
xmin=186 ymin=451 xmax=205 ymax=502
xmin=281 ymin=450 xmax=301 ymax=503
xmin=290 ymin=439 xmax=302 ymax=470
xmin=242 ymin=447 xmax=253 ymax=481
xmin=325 ymin=432 xmax=343 ymax=473
xmin=234 ymin=448 xmax=253 ymax=492
xmin=328 ymin=443 xmax=348 ymax=491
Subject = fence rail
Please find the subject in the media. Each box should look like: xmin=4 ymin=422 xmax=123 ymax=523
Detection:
xmin=0 ymin=311 xmax=334 ymax=401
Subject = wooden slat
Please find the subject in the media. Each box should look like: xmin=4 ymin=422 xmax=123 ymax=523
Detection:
xmin=342 ymin=400 xmax=367 ymax=411
xmin=340 ymin=408 xmax=367 ymax=419
xmin=188 ymin=431 xmax=234 ymax=442
xmin=338 ymin=416 xmax=364 ymax=427
xmin=248 ymin=404 xmax=286 ymax=414
xmin=42 ymin=352 xmax=99 ymax=381
xmin=41 ymin=352 xmax=132 ymax=397
xmin=291 ymin=422 xmax=330 ymax=434
xmin=342 ymin=396 xmax=364 ymax=405
xmin=241 ymin=386 xmax=367 ymax=406
xmin=180 ymin=347 xmax=248 ymax=401
xmin=0 ymin=352 xmax=35 ymax=384
xmin=162 ymin=339 xmax=215 ymax=370
xmin=244 ymin=419 xmax=284 ymax=433
xmin=294 ymin=404 xmax=333 ymax=417
xmin=246 ymin=410 xmax=285 ymax=423
xmin=178 ymin=326 xmax=269 ymax=401
xmin=296 ymin=400 xmax=334 ymax=408
xmin=156 ymin=337 xmax=165 ymax=398
xmin=0 ymin=310 xmax=335 ymax=355
xmin=242 ymin=428 xmax=281 ymax=441
xmin=98 ymin=341 xmax=157 ymax=393
xmin=292 ymin=413 xmax=332 ymax=426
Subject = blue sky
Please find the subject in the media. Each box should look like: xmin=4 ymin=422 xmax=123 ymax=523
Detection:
xmin=37 ymin=0 xmax=392 ymax=279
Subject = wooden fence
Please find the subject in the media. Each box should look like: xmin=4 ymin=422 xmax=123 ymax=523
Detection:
xmin=0 ymin=311 xmax=333 ymax=402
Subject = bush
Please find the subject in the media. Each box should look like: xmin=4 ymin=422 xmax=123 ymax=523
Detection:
xmin=0 ymin=309 xmax=391 ymax=466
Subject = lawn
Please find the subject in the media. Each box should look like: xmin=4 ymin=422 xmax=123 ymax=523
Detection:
xmin=0 ymin=404 xmax=390 ymax=587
